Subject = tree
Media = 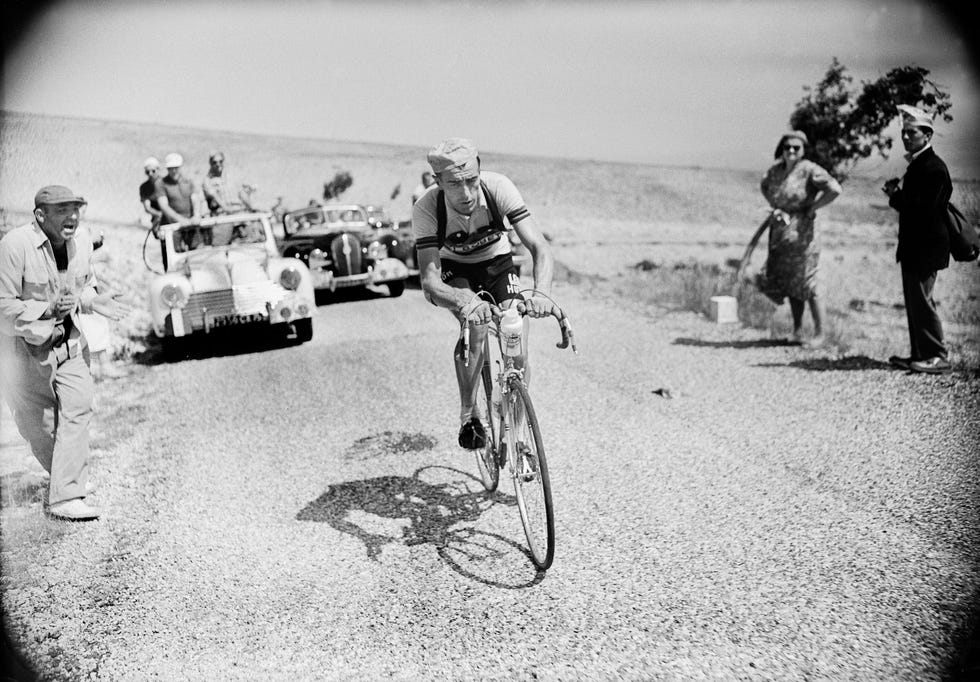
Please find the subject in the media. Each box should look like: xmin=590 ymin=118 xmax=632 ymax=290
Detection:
xmin=788 ymin=58 xmax=952 ymax=181
xmin=323 ymin=171 xmax=353 ymax=201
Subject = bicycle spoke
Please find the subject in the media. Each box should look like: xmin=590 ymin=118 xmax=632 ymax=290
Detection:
xmin=473 ymin=358 xmax=500 ymax=491
xmin=508 ymin=381 xmax=554 ymax=570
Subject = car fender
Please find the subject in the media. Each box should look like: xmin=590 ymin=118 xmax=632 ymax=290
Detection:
xmin=148 ymin=272 xmax=192 ymax=337
xmin=268 ymin=257 xmax=316 ymax=303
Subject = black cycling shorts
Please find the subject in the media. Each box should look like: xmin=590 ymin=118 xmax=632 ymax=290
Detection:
xmin=440 ymin=253 xmax=523 ymax=306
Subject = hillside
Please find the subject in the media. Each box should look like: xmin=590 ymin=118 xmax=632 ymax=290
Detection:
xmin=1 ymin=110 xmax=978 ymax=366
xmin=3 ymin=109 xmax=948 ymax=226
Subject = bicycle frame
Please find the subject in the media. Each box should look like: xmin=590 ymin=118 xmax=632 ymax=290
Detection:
xmin=484 ymin=319 xmax=523 ymax=470
xmin=462 ymin=289 xmax=575 ymax=570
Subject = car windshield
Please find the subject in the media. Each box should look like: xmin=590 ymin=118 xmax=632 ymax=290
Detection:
xmin=283 ymin=206 xmax=368 ymax=235
xmin=173 ymin=220 xmax=267 ymax=253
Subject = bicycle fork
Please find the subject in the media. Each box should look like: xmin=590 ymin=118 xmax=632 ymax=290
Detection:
xmin=498 ymin=376 xmax=537 ymax=483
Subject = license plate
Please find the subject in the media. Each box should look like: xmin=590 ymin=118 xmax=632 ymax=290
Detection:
xmin=209 ymin=312 xmax=268 ymax=328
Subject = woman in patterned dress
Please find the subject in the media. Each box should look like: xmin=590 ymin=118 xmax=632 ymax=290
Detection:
xmin=760 ymin=131 xmax=842 ymax=345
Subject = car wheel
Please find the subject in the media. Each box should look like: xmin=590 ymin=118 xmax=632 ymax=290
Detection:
xmin=387 ymin=280 xmax=405 ymax=298
xmin=162 ymin=336 xmax=190 ymax=360
xmin=292 ymin=318 xmax=313 ymax=343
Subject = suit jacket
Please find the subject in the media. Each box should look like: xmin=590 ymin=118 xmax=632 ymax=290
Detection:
xmin=888 ymin=146 xmax=952 ymax=272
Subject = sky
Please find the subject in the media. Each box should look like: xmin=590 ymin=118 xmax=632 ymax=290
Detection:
xmin=3 ymin=0 xmax=979 ymax=179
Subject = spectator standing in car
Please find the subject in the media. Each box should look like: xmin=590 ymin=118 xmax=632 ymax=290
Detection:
xmin=201 ymin=151 xmax=255 ymax=216
xmin=882 ymin=105 xmax=953 ymax=375
xmin=139 ymin=157 xmax=163 ymax=233
xmin=155 ymin=152 xmax=206 ymax=250
xmin=0 ymin=185 xmax=130 ymax=520
xmin=155 ymin=152 xmax=200 ymax=224
xmin=412 ymin=170 xmax=436 ymax=204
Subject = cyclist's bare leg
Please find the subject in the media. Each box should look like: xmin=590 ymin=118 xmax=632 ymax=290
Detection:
xmin=454 ymin=319 xmax=490 ymax=424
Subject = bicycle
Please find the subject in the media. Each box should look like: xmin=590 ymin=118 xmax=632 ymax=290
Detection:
xmin=460 ymin=290 xmax=577 ymax=570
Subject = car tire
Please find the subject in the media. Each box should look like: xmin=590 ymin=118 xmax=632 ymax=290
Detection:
xmin=162 ymin=336 xmax=190 ymax=360
xmin=292 ymin=318 xmax=313 ymax=343
xmin=387 ymin=281 xmax=405 ymax=298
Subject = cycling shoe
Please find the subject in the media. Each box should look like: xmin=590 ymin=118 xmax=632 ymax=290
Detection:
xmin=458 ymin=417 xmax=487 ymax=450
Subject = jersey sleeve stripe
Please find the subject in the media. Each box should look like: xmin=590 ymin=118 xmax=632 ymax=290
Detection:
xmin=506 ymin=206 xmax=530 ymax=225
xmin=415 ymin=236 xmax=440 ymax=250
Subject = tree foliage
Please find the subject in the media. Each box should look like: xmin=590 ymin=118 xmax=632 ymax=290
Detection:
xmin=323 ymin=171 xmax=353 ymax=201
xmin=788 ymin=58 xmax=952 ymax=181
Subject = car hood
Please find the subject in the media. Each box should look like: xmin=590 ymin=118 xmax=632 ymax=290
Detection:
xmin=180 ymin=248 xmax=271 ymax=292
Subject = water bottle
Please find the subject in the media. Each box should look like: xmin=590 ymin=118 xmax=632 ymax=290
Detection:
xmin=500 ymin=307 xmax=523 ymax=357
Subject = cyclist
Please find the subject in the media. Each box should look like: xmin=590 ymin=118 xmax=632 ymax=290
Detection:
xmin=413 ymin=138 xmax=555 ymax=451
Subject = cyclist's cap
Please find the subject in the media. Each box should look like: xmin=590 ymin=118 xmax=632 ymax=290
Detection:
xmin=144 ymin=157 xmax=160 ymax=171
xmin=427 ymin=138 xmax=479 ymax=179
xmin=897 ymin=104 xmax=934 ymax=131
xmin=34 ymin=185 xmax=87 ymax=207
xmin=164 ymin=152 xmax=184 ymax=168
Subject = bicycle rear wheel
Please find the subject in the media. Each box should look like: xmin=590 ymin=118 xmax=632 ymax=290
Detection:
xmin=473 ymin=357 xmax=500 ymax=491
xmin=508 ymin=380 xmax=554 ymax=570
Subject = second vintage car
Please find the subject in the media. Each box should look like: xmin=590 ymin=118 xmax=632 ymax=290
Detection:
xmin=279 ymin=204 xmax=409 ymax=296
xmin=145 ymin=212 xmax=315 ymax=354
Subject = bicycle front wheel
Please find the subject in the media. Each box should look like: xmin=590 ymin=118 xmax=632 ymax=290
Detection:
xmin=508 ymin=380 xmax=555 ymax=570
xmin=473 ymin=358 xmax=500 ymax=492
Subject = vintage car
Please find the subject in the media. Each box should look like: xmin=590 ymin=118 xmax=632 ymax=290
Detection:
xmin=279 ymin=204 xmax=409 ymax=296
xmin=363 ymin=204 xmax=394 ymax=230
xmin=361 ymin=204 xmax=417 ymax=274
xmin=146 ymin=212 xmax=315 ymax=352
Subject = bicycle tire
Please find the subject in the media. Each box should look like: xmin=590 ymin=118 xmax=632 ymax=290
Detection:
xmin=473 ymin=356 xmax=500 ymax=492
xmin=507 ymin=380 xmax=555 ymax=570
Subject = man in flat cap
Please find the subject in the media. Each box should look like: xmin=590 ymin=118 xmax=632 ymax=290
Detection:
xmin=412 ymin=138 xmax=555 ymax=451
xmin=0 ymin=186 xmax=130 ymax=520
xmin=882 ymin=105 xmax=953 ymax=374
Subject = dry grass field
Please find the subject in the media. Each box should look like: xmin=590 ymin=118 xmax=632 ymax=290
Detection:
xmin=2 ymin=110 xmax=978 ymax=367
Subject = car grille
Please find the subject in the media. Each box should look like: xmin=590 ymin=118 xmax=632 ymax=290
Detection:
xmin=176 ymin=281 xmax=286 ymax=330
xmin=330 ymin=234 xmax=363 ymax=277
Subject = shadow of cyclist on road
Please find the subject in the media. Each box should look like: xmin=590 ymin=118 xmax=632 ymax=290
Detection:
xmin=296 ymin=466 xmax=512 ymax=560
xmin=296 ymin=466 xmax=541 ymax=586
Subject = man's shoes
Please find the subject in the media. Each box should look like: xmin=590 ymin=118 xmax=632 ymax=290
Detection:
xmin=458 ymin=418 xmax=487 ymax=450
xmin=888 ymin=355 xmax=914 ymax=370
xmin=47 ymin=498 xmax=102 ymax=521
xmin=909 ymin=357 xmax=952 ymax=375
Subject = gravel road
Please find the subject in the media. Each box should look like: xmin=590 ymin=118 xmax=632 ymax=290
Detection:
xmin=2 ymin=279 xmax=978 ymax=681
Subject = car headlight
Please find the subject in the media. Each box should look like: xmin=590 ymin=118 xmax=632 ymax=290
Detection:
xmin=309 ymin=248 xmax=328 ymax=266
xmin=160 ymin=283 xmax=188 ymax=308
xmin=279 ymin=266 xmax=302 ymax=291
xmin=365 ymin=240 xmax=388 ymax=260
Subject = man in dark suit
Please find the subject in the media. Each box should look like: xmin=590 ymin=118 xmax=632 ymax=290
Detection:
xmin=883 ymin=105 xmax=953 ymax=375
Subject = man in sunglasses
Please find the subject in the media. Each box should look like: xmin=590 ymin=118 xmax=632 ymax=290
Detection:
xmin=201 ymin=151 xmax=257 ymax=216
xmin=882 ymin=105 xmax=953 ymax=375
xmin=139 ymin=157 xmax=163 ymax=234
xmin=412 ymin=138 xmax=554 ymax=452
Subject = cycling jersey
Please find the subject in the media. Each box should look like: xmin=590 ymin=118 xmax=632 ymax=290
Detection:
xmin=412 ymin=171 xmax=530 ymax=265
